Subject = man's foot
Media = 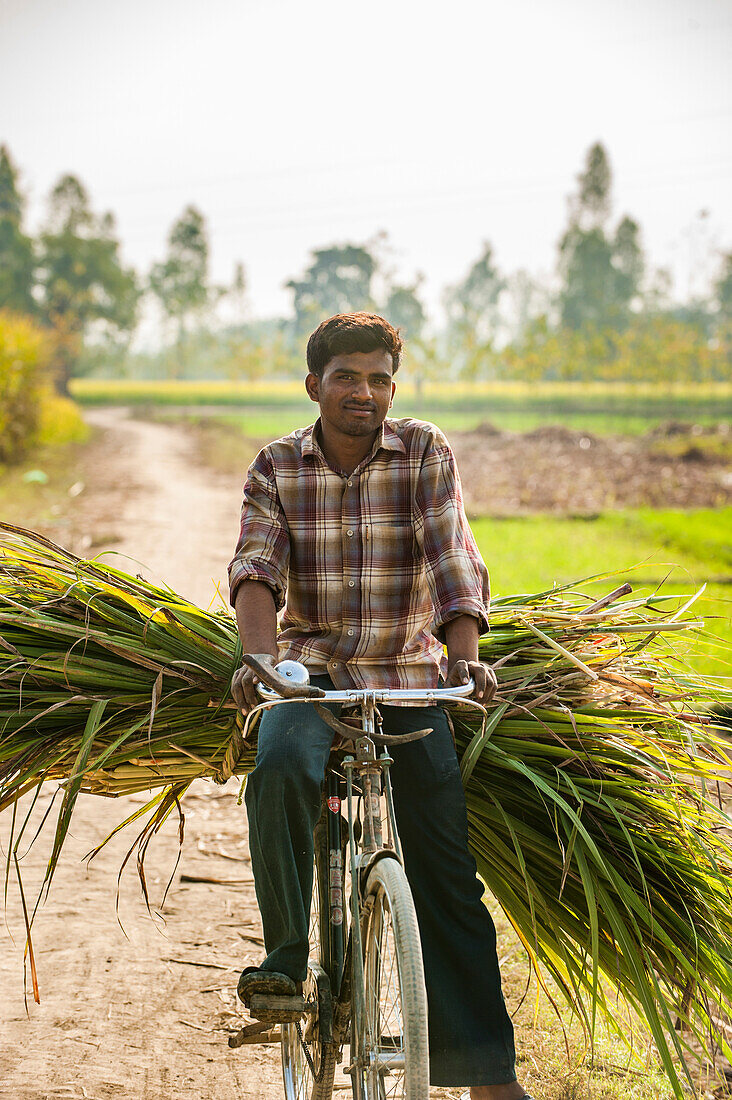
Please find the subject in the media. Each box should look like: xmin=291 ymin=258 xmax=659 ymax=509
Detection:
xmin=237 ymin=967 xmax=308 ymax=1024
xmin=237 ymin=966 xmax=297 ymax=1007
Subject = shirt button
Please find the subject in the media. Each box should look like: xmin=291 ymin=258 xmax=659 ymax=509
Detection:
xmin=347 ymin=480 xmax=353 ymax=487
xmin=347 ymin=629 xmax=355 ymax=636
xmin=346 ymin=529 xmax=354 ymax=537
xmin=348 ymin=580 xmax=355 ymax=588
xmin=330 ymin=661 xmax=339 ymax=668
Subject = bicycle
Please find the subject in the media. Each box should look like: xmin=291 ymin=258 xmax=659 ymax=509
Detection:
xmin=227 ymin=657 xmax=487 ymax=1100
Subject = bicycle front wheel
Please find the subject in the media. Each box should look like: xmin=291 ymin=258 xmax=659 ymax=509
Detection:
xmin=354 ymin=858 xmax=429 ymax=1100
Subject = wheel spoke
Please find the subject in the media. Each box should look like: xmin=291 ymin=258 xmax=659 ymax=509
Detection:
xmin=357 ymin=861 xmax=428 ymax=1100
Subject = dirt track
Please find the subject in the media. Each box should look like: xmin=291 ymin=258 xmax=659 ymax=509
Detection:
xmin=0 ymin=410 xmax=290 ymax=1099
xmin=0 ymin=410 xmax=462 ymax=1100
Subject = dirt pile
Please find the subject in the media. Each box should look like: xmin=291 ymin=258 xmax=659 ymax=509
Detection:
xmin=451 ymin=422 xmax=732 ymax=515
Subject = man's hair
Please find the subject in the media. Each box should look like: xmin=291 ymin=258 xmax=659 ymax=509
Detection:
xmin=306 ymin=313 xmax=402 ymax=378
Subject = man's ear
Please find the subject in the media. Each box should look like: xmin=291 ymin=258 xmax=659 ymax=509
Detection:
xmin=305 ymin=373 xmax=320 ymax=403
xmin=389 ymin=380 xmax=396 ymax=409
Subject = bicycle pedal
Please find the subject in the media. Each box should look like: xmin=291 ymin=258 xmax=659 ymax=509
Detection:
xmin=249 ymin=993 xmax=311 ymax=1024
xmin=228 ymin=1021 xmax=281 ymax=1048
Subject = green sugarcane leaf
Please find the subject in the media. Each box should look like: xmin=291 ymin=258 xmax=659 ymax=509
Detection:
xmin=44 ymin=698 xmax=108 ymax=895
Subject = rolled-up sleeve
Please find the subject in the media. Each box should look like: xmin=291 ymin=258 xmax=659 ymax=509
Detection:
xmin=415 ymin=430 xmax=490 ymax=639
xmin=228 ymin=448 xmax=291 ymax=611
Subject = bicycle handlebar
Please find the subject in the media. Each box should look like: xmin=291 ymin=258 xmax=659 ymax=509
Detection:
xmin=248 ymin=656 xmax=476 ymax=705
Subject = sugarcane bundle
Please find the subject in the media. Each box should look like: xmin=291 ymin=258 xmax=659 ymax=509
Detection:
xmin=1 ymin=521 xmax=731 ymax=1095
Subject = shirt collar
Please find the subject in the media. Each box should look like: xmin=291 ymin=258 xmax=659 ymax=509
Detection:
xmin=302 ymin=418 xmax=407 ymax=463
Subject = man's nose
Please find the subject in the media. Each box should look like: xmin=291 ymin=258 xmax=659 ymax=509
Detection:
xmin=352 ymin=378 xmax=373 ymax=400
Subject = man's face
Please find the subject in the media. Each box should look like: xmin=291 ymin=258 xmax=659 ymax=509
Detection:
xmin=306 ymin=349 xmax=396 ymax=439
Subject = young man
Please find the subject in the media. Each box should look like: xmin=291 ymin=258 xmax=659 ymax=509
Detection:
xmin=229 ymin=313 xmax=531 ymax=1100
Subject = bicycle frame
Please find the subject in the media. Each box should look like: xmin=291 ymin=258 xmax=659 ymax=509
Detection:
xmin=243 ymin=672 xmax=485 ymax=1084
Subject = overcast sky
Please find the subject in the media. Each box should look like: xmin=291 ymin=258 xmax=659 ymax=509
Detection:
xmin=1 ymin=0 xmax=731 ymax=322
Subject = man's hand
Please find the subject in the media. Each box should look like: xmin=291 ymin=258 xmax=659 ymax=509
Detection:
xmin=445 ymin=659 xmax=498 ymax=704
xmin=231 ymin=653 xmax=277 ymax=714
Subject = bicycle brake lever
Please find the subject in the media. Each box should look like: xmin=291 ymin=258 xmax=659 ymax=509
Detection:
xmin=242 ymin=653 xmax=326 ymax=699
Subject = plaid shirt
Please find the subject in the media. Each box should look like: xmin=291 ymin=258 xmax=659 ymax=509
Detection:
xmin=228 ymin=417 xmax=489 ymax=691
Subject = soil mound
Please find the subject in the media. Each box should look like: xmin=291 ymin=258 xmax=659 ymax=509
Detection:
xmin=453 ymin=424 xmax=731 ymax=515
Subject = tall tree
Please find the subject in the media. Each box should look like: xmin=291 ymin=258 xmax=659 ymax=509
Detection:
xmin=383 ymin=278 xmax=426 ymax=340
xmin=286 ymin=244 xmax=376 ymax=335
xmin=149 ymin=205 xmax=215 ymax=373
xmin=573 ymin=141 xmax=612 ymax=229
xmin=612 ymin=215 xmax=644 ymax=312
xmin=37 ymin=174 xmax=139 ymax=391
xmin=229 ymin=261 xmax=247 ymax=327
xmin=715 ymin=251 xmax=732 ymax=326
xmin=558 ymin=143 xmax=644 ymax=330
xmin=503 ymin=269 xmax=549 ymax=342
xmin=444 ymin=243 xmax=504 ymax=375
xmin=0 ymin=145 xmax=35 ymax=314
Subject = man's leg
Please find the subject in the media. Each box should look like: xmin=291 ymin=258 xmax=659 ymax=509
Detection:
xmin=244 ymin=681 xmax=335 ymax=981
xmin=384 ymin=704 xmax=518 ymax=1088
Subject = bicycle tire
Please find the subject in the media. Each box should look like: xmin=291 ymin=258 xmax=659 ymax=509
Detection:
xmin=353 ymin=858 xmax=429 ymax=1100
xmin=281 ymin=837 xmax=338 ymax=1100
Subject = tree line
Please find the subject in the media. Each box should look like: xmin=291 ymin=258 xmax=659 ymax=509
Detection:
xmin=1 ymin=141 xmax=731 ymax=389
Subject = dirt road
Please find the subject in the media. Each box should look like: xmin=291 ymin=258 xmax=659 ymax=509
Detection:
xmin=0 ymin=410 xmax=463 ymax=1100
xmin=0 ymin=409 xmax=288 ymax=1099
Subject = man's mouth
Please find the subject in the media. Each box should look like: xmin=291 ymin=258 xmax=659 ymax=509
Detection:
xmin=344 ymin=405 xmax=375 ymax=417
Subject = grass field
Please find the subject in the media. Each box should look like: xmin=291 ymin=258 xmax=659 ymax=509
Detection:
xmin=470 ymin=508 xmax=731 ymax=681
xmin=70 ymin=378 xmax=732 ymax=436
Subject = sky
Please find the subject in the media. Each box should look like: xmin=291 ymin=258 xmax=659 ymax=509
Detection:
xmin=1 ymin=0 xmax=731 ymax=324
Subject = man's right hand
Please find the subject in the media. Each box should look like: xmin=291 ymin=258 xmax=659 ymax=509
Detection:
xmin=231 ymin=652 xmax=278 ymax=714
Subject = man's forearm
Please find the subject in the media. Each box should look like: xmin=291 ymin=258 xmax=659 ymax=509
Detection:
xmin=443 ymin=614 xmax=480 ymax=671
xmin=233 ymin=580 xmax=278 ymax=658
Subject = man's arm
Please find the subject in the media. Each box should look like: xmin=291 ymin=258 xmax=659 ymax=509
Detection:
xmin=227 ymin=446 xmax=291 ymax=714
xmin=231 ymin=580 xmax=279 ymax=713
xmin=415 ymin=429 xmax=494 ymax=702
xmin=443 ymin=613 xmax=495 ymax=703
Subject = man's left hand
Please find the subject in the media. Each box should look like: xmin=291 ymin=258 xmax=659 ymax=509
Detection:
xmin=445 ymin=659 xmax=498 ymax=704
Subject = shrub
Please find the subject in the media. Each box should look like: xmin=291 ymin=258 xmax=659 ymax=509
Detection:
xmin=34 ymin=392 xmax=88 ymax=448
xmin=0 ymin=312 xmax=86 ymax=463
xmin=0 ymin=311 xmax=51 ymax=464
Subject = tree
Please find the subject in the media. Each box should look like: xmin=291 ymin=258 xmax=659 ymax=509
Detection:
xmin=150 ymin=205 xmax=215 ymax=374
xmin=37 ymin=174 xmax=139 ymax=391
xmin=503 ymin=269 xmax=550 ymax=343
xmin=612 ymin=215 xmax=644 ymax=313
xmin=714 ymin=251 xmax=732 ymax=364
xmin=558 ymin=226 xmax=617 ymax=329
xmin=715 ymin=251 xmax=732 ymax=325
xmin=573 ymin=141 xmax=612 ymax=229
xmin=443 ymin=243 xmax=504 ymax=377
xmin=229 ymin=261 xmax=247 ymax=326
xmin=286 ymin=244 xmax=377 ymax=336
xmin=558 ymin=143 xmax=644 ymax=330
xmin=0 ymin=145 xmax=35 ymax=314
xmin=383 ymin=278 xmax=426 ymax=340
xmin=445 ymin=242 xmax=504 ymax=345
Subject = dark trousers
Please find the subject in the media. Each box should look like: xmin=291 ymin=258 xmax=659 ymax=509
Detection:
xmin=244 ymin=677 xmax=517 ymax=1086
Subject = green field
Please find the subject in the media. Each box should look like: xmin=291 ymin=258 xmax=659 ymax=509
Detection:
xmin=70 ymin=378 xmax=732 ymax=436
xmin=469 ymin=508 xmax=731 ymax=681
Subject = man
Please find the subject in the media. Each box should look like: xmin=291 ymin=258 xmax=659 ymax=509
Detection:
xmin=229 ymin=313 xmax=531 ymax=1100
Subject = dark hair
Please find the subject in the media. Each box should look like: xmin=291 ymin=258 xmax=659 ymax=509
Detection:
xmin=306 ymin=313 xmax=402 ymax=378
